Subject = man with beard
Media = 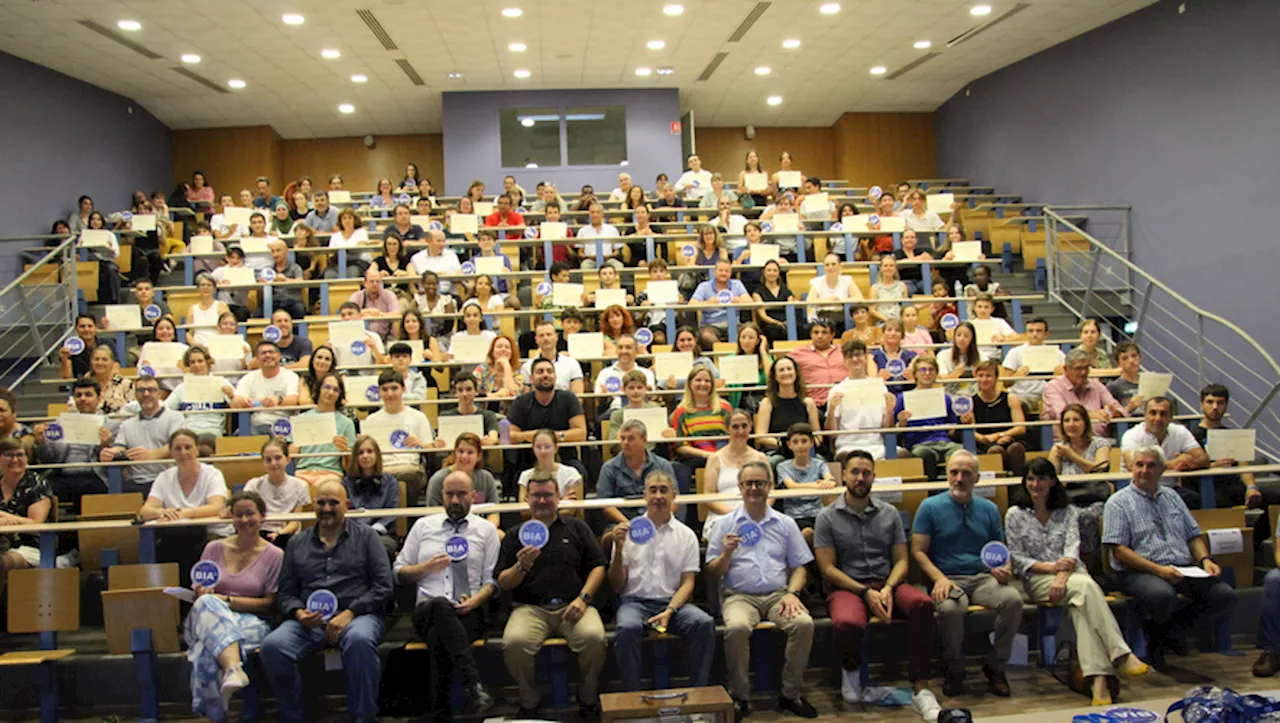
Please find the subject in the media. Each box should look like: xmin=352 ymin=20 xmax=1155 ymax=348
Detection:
xmin=394 ymin=471 xmax=497 ymax=718
xmin=262 ymin=481 xmax=394 ymax=723
xmin=507 ymin=357 xmax=587 ymax=469
xmin=815 ymin=450 xmax=940 ymax=720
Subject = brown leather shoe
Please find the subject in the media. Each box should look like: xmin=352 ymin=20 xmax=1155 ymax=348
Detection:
xmin=1253 ymin=651 xmax=1280 ymax=678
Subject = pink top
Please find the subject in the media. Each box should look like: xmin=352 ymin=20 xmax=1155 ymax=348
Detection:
xmin=199 ymin=539 xmax=284 ymax=598
xmin=187 ymin=186 xmax=215 ymax=204
xmin=902 ymin=328 xmax=934 ymax=350
xmin=1041 ymin=376 xmax=1123 ymax=439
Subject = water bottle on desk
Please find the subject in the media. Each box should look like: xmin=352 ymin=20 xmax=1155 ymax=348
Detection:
xmin=498 ymin=419 xmax=510 ymax=445
xmin=954 ymin=280 xmax=964 ymax=299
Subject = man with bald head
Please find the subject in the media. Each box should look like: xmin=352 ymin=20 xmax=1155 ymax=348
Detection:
xmin=911 ymin=451 xmax=1022 ymax=699
xmin=395 ymin=471 xmax=499 ymax=717
xmin=262 ymin=481 xmax=395 ymax=723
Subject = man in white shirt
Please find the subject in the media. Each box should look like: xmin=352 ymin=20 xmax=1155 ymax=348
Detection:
xmin=230 ymin=341 xmax=300 ymax=435
xmin=608 ymin=173 xmax=633 ymax=203
xmin=1000 ymin=317 xmax=1063 ymax=412
xmin=410 ymin=229 xmax=461 ymax=295
xmin=594 ymin=335 xmax=656 ymax=413
xmin=210 ymin=193 xmax=241 ymax=239
xmin=519 ymin=320 xmax=584 ymax=394
xmin=1121 ymin=397 xmax=1209 ymax=492
xmin=576 ymin=203 xmax=623 ymax=270
xmin=673 ymin=155 xmax=713 ymax=203
xmin=826 ymin=340 xmax=896 ymax=461
xmin=363 ymin=369 xmax=441 ymax=506
xmin=394 ymin=471 xmax=499 ymax=717
xmin=607 ymin=469 xmax=714 ymax=691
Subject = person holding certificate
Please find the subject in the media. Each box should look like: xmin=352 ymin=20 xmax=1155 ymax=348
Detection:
xmin=445 ymin=304 xmax=496 ymax=364
xmin=138 ymin=316 xmax=187 ymax=392
xmin=1190 ymin=384 xmax=1267 ymax=510
xmin=1120 ymin=397 xmax=1208 ymax=497
xmin=894 ymin=356 xmax=962 ymax=480
xmin=209 ymin=312 xmax=252 ymax=377
xmin=80 ymin=210 xmax=121 ymax=304
xmin=211 ymin=246 xmax=255 ymax=322
xmin=1001 ymin=317 xmax=1064 ymax=413
xmin=289 ymin=373 xmax=357 ymax=487
xmin=185 ymin=274 xmax=232 ymax=349
xmin=828 ymin=340 xmax=901 ymax=463
xmin=165 ymin=346 xmax=235 ymax=456
xmin=34 ymin=378 xmax=116 ymax=513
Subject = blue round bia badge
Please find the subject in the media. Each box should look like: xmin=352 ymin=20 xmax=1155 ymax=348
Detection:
xmin=306 ymin=589 xmax=339 ymax=619
xmin=717 ymin=289 xmax=732 ymax=304
xmin=428 ymin=221 xmax=443 ymax=232
xmin=44 ymin=423 xmax=64 ymax=442
xmin=604 ymin=376 xmax=621 ymax=393
xmin=681 ymin=244 xmax=695 ymax=258
xmin=635 ymin=328 xmax=653 ymax=346
xmin=139 ymin=365 xmax=155 ymax=377
xmin=761 ymin=222 xmax=773 ymax=233
xmin=939 ymin=313 xmax=960 ymax=331
xmin=144 ymin=304 xmax=163 ymax=322
xmin=519 ymin=519 xmax=550 ymax=549
xmin=536 ymin=282 xmax=552 ymax=296
xmin=65 ymin=337 xmax=84 ymax=355
xmin=271 ymin=419 xmax=293 ymax=437
xmin=981 ymin=541 xmax=1011 ymax=569
xmin=869 ymin=185 xmax=883 ymax=200
xmin=831 ymin=222 xmax=843 ymax=232
xmin=868 ymin=214 xmax=881 ymax=226
xmin=461 ymin=261 xmax=475 ymax=274
xmin=445 ymin=536 xmax=469 ymax=561
xmin=262 ymin=325 xmax=282 ymax=342
xmin=365 ymin=386 xmax=381 ymax=402
xmin=260 ymin=268 xmax=276 ymax=282
xmin=628 ymin=517 xmax=655 ymax=545
xmin=350 ymin=340 xmax=368 ymax=356
xmin=389 ymin=429 xmax=408 ymax=449
xmin=952 ymin=396 xmax=973 ymax=416
xmin=191 ymin=560 xmax=222 ymax=588
xmin=886 ymin=358 xmax=906 ymax=377
xmin=398 ymin=193 xmax=411 ymax=205
xmin=525 ymin=227 xmax=539 ymax=239
xmin=736 ymin=520 xmax=763 ymax=548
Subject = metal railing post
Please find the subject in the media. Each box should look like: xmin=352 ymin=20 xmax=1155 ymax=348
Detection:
xmin=1196 ymin=315 xmax=1206 ymax=389
xmin=1133 ymin=280 xmax=1154 ymax=346
xmin=1081 ymin=247 xmax=1102 ymax=319
xmin=17 ymin=285 xmax=46 ymax=354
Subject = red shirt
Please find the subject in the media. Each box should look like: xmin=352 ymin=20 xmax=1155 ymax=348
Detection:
xmin=484 ymin=210 xmax=525 ymax=240
xmin=787 ymin=345 xmax=847 ymax=407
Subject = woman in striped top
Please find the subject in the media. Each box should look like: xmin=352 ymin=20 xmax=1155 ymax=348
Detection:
xmin=670 ymin=366 xmax=732 ymax=467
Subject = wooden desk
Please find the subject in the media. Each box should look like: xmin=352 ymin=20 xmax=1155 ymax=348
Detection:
xmin=601 ymin=686 xmax=734 ymax=723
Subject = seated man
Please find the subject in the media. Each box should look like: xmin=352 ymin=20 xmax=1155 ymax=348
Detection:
xmin=262 ymin=481 xmax=394 ymax=723
xmin=894 ymin=356 xmax=962 ymax=480
xmin=520 ymin=320 xmax=585 ymax=394
xmin=608 ymin=470 xmax=715 ymax=691
xmin=394 ymin=471 xmax=497 ymax=717
xmin=816 ymin=451 xmax=939 ymax=718
xmin=267 ymin=309 xmax=313 ymax=369
xmin=99 ymin=375 xmax=185 ymax=498
xmin=690 ymin=259 xmax=751 ymax=332
xmin=1190 ymin=383 xmax=1269 ymax=510
xmin=498 ymin=473 xmax=607 ymax=719
xmin=1121 ymin=396 xmax=1209 ymax=506
xmin=1042 ymin=348 xmax=1127 ymax=439
xmin=706 ymin=461 xmax=818 ymax=720
xmin=59 ymin=313 xmax=103 ymax=379
xmin=1000 ymin=316 xmax=1063 ymax=414
xmin=387 ymin=343 xmax=428 ymax=401
xmin=349 ymin=267 xmax=400 ymax=339
xmin=911 ymin=450 xmax=1022 ymax=698
xmin=363 ymin=369 xmax=438 ymax=506
xmin=230 ymin=341 xmax=300 ymax=436
xmin=266 ymin=239 xmax=307 ymax=320
xmin=1105 ymin=341 xmax=1145 ymax=414
xmin=33 ymin=377 xmax=117 ymax=513
xmin=1103 ymin=444 xmax=1235 ymax=669
xmin=597 ymin=419 xmax=677 ymax=547
xmin=826 ymin=339 xmax=897 ymax=462
xmin=438 ymin=371 xmax=500 ymax=445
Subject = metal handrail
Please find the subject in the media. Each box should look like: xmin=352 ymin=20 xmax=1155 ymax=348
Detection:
xmin=1 ymin=235 xmax=80 ymax=389
xmin=0 ymin=234 xmax=77 ymax=293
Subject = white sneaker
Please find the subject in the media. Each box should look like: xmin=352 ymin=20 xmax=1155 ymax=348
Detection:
xmin=56 ymin=549 xmax=80 ymax=568
xmin=841 ymin=668 xmax=863 ymax=704
xmin=912 ymin=689 xmax=941 ymax=722
xmin=219 ymin=664 xmax=249 ymax=711
xmin=861 ymin=686 xmax=894 ymax=704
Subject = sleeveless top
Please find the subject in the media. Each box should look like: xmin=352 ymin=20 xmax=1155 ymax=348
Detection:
xmin=768 ymin=395 xmax=809 ymax=441
xmin=703 ymin=454 xmax=746 ymax=538
xmin=696 ymin=246 xmax=723 ymax=267
xmin=871 ymin=281 xmax=909 ymax=321
xmin=973 ymin=390 xmax=1014 ymax=427
xmin=189 ymin=302 xmax=221 ymax=347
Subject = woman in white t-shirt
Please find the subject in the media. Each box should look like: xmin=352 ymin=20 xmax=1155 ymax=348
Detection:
xmin=242 ymin=439 xmax=310 ymax=545
xmin=445 ymin=303 xmax=496 ymax=362
xmin=209 ymin=311 xmax=252 ymax=379
xmin=806 ymin=253 xmax=863 ymax=328
xmin=329 ymin=208 xmax=372 ymax=277
xmin=517 ymin=429 xmax=585 ymax=512
xmin=139 ymin=429 xmax=232 ymax=537
xmin=186 ymin=274 xmax=231 ymax=349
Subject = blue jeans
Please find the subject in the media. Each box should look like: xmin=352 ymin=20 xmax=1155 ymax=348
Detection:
xmin=1259 ymin=569 xmax=1280 ymax=652
xmin=1118 ymin=571 xmax=1235 ymax=637
xmin=614 ymin=598 xmax=715 ymax=691
xmin=260 ymin=615 xmax=387 ymax=723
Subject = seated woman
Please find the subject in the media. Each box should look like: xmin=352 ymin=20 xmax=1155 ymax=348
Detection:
xmin=468 ymin=230 xmax=519 ymax=308
xmin=140 ymin=429 xmax=232 ymax=581
xmin=82 ymin=210 xmax=121 ymax=304
xmin=0 ymin=439 xmax=52 ymax=597
xmin=726 ymin=323 xmax=771 ymax=413
xmin=750 ymin=258 xmax=795 ymax=344
xmin=208 ymin=311 xmax=252 ymax=380
xmin=670 ymin=366 xmax=732 ymax=469
xmin=165 ymin=346 xmax=235 ymax=456
xmin=753 ymin=357 xmax=820 ymax=464
xmin=444 ymin=303 xmax=496 ymax=363
xmin=962 ymin=265 xmax=1008 ymax=320
xmin=394 ymin=310 xmax=444 ymax=368
xmin=296 ymin=345 xmax=336 ymax=406
xmin=465 ymin=275 xmax=506 ymax=321
xmin=807 ymin=253 xmax=862 ymax=335
xmin=658 ymin=326 xmax=720 ymax=391
xmin=869 ymin=254 xmax=910 ymax=323
xmin=423 ymin=433 xmax=503 ymax=529
xmin=844 ymin=306 xmax=882 ymax=348
xmin=340 ymin=436 xmax=401 ymax=556
xmin=81 ymin=344 xmax=135 ymax=415
xmin=186 ymin=274 xmax=232 ymax=349
xmin=290 ymin=372 xmax=357 ymax=487
xmin=1005 ymin=459 xmax=1149 ymax=706
xmin=0 ymin=389 xmax=34 ymax=453
xmin=181 ymin=490 xmax=283 ymax=719
xmin=244 ymin=439 xmax=310 ymax=546
xmin=369 ymin=177 xmax=395 ymax=212
xmin=598 ymin=305 xmax=641 ymax=357
xmin=374 ymin=233 xmax=414 ymax=279
xmin=872 ymin=319 xmax=917 ymax=389
xmin=676 ymin=224 xmax=732 ymax=270
xmin=900 ymin=305 xmax=935 ymax=353
xmin=516 ymin=428 xmax=585 ymax=514
xmin=1074 ymin=318 xmax=1115 ymax=372
xmin=138 ymin=316 xmax=188 ymax=393
xmin=936 ymin=321 xmax=979 ymax=397
xmin=701 ymin=408 xmax=767 ymax=538
xmin=473 ymin=334 xmax=524 ymax=400
xmin=924 ymin=280 xmax=958 ymax=338
xmin=1049 ymin=403 xmax=1114 ymax=559
xmin=963 ymin=360 xmax=1028 ymax=476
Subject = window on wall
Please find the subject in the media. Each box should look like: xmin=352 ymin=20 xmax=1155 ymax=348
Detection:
xmin=499 ymin=106 xmax=628 ymax=168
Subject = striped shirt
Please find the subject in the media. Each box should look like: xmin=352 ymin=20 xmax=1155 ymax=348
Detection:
xmin=1101 ymin=483 xmax=1200 ymax=571
xmin=670 ymin=401 xmax=731 ymax=453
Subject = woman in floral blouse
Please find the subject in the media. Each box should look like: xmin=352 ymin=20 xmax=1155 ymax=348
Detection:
xmin=1005 ymin=458 xmax=1149 ymax=705
xmin=0 ymin=438 xmax=53 ymax=597
xmin=81 ymin=344 xmax=135 ymax=415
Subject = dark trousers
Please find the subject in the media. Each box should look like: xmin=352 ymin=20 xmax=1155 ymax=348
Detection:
xmin=411 ymin=597 xmax=486 ymax=719
xmin=52 ymin=472 xmax=107 ymax=516
xmin=1119 ymin=571 xmax=1236 ymax=645
xmin=97 ymin=260 xmax=121 ymax=304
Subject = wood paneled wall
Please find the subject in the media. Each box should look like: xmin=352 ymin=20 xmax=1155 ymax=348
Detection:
xmin=831 ymin=112 xmax=936 ymax=191
xmin=171 ymin=126 xmax=283 ymax=199
xmin=694 ymin=127 xmax=835 ymax=185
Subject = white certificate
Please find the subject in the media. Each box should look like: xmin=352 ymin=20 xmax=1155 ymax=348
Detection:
xmin=927 ymin=193 xmax=955 ymax=215
xmin=399 ymin=339 xmax=426 ymax=361
xmin=623 ymin=406 xmax=672 ymax=440
xmin=1174 ymin=565 xmax=1211 ymax=579
xmin=222 ymin=267 xmax=255 ymax=286
xmin=1206 ymin=428 xmax=1255 ymax=462
xmin=410 ymin=214 xmax=431 ymax=229
xmin=952 ymin=241 xmax=983 ymax=261
xmin=449 ymin=214 xmax=478 ymax=235
xmin=540 ymin=222 xmax=567 ymax=240
xmin=189 ymin=236 xmax=215 ymax=255
xmin=362 ymin=420 xmax=422 ymax=452
xmin=1138 ymin=371 xmax=1172 ymax=400
xmin=711 ymin=355 xmax=754 ymax=385
xmin=654 ymin=351 xmax=694 ymax=381
xmin=594 ymin=288 xmax=627 ymax=309
xmin=79 ymin=230 xmax=114 ymax=249
xmin=976 ymin=470 xmax=997 ymax=498
xmin=800 ymin=193 xmax=829 ymax=215
xmin=474 ymin=202 xmax=494 ymax=217
xmin=566 ymin=332 xmax=605 ymax=360
xmin=327 ymin=320 xmax=368 ymax=345
xmin=238 ymin=237 xmax=270 ymax=255
xmin=840 ymin=378 xmax=889 ymax=411
xmin=327 ymin=190 xmax=352 ymax=204
xmin=776 ymin=171 xmax=802 ymax=188
xmin=344 ymin=375 xmax=382 ymax=403
xmin=970 ymin=319 xmax=999 ymax=345
xmin=749 ymin=243 xmax=780 ymax=266
xmin=1022 ymin=345 xmax=1062 ymax=374
xmin=644 ymin=279 xmax=680 ymax=306
xmin=437 ymin=415 xmax=485 ymax=447
xmin=449 ymin=335 xmax=489 ymax=364
xmin=840 ymin=215 xmax=869 ymax=233
xmin=292 ymin=413 xmax=339 ymax=447
xmin=224 ymin=207 xmax=254 ymax=227
xmin=474 ymin=256 xmax=506 ymax=275
xmin=903 ymin=388 xmax=947 ymax=419
xmin=873 ymin=476 xmax=904 ymax=503
xmin=206 ymin=336 xmax=247 ymax=360
xmin=772 ymin=213 xmax=800 ymax=233
xmin=104 ymin=304 xmax=142 ymax=331
xmin=131 ymin=214 xmax=158 ymax=233
xmin=182 ymin=375 xmax=227 ymax=404
xmin=744 ymin=172 xmax=768 ymax=192
xmin=56 ymin=412 xmax=105 ymax=446
xmin=552 ymin=282 xmax=585 ymax=307
xmin=143 ymin=343 xmax=187 ymax=368
xmin=1207 ymin=528 xmax=1244 ymax=555
xmin=878 ymin=216 xmax=906 ymax=232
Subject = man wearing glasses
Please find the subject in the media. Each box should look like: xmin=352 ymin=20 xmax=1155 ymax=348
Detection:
xmin=706 ymin=461 xmax=818 ymax=721
xmin=1042 ymin=348 xmax=1127 ymax=439
xmin=1103 ymin=444 xmax=1236 ymax=670
xmin=98 ymin=375 xmax=185 ymax=498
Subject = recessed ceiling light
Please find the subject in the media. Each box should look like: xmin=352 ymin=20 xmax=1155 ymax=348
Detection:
xmin=914 ymin=40 xmax=932 ymax=49
xmin=338 ymin=103 xmax=355 ymax=114
xmin=513 ymin=69 xmax=531 ymax=79
xmin=508 ymin=42 xmax=527 ymax=52
xmin=228 ymin=79 xmax=246 ymax=89
xmin=281 ymin=13 xmax=304 ymax=25
xmin=351 ymin=74 xmax=368 ymax=83
xmin=321 ymin=49 xmax=341 ymax=59
xmin=502 ymin=7 xmax=523 ymax=17
xmin=181 ymin=54 xmax=201 ymax=64
xmin=766 ymin=95 xmax=783 ymax=106
xmin=647 ymin=39 xmax=666 ymax=50
xmin=820 ymin=3 xmax=841 ymax=14
xmin=970 ymin=4 xmax=992 ymax=15
xmin=754 ymin=66 xmax=771 ymax=76
xmin=521 ymin=118 xmax=535 ymax=127
xmin=657 ymin=67 xmax=675 ymax=75
xmin=782 ymin=38 xmax=801 ymax=49
xmin=117 ymin=20 xmax=141 ymax=31
xmin=447 ymin=72 xmax=464 ymax=79
xmin=663 ymin=4 xmax=684 ymax=15
xmin=635 ymin=67 xmax=652 ymax=76
xmin=870 ymin=65 xmax=887 ymax=75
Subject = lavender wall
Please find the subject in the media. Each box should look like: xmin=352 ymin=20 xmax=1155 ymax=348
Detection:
xmin=442 ymin=89 xmax=682 ymax=197
xmin=0 ymin=50 xmax=172 ymax=280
